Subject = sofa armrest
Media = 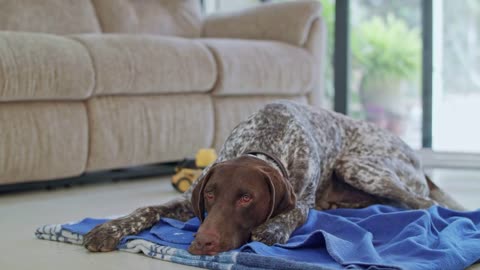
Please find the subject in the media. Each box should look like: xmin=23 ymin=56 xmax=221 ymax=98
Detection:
xmin=202 ymin=0 xmax=322 ymax=46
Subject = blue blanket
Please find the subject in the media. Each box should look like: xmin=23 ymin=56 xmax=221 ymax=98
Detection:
xmin=36 ymin=205 xmax=480 ymax=270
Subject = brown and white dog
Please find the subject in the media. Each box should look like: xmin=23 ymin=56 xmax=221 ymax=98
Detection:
xmin=84 ymin=101 xmax=464 ymax=255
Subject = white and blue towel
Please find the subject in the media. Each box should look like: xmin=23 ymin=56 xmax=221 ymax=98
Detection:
xmin=36 ymin=205 xmax=480 ymax=270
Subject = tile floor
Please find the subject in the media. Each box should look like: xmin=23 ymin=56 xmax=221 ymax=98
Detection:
xmin=0 ymin=177 xmax=199 ymax=270
xmin=0 ymin=169 xmax=479 ymax=270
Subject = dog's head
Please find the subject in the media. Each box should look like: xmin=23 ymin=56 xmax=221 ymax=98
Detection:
xmin=188 ymin=156 xmax=296 ymax=255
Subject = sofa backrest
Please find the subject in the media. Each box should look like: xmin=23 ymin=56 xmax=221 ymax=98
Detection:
xmin=92 ymin=0 xmax=202 ymax=37
xmin=0 ymin=0 xmax=203 ymax=37
xmin=0 ymin=0 xmax=101 ymax=34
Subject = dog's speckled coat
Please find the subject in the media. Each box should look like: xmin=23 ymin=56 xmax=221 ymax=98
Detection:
xmin=84 ymin=100 xmax=460 ymax=251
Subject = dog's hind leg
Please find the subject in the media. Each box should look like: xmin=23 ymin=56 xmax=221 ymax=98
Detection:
xmin=334 ymin=156 xmax=436 ymax=209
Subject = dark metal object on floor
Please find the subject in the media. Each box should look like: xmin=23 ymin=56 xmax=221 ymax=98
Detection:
xmin=0 ymin=162 xmax=178 ymax=194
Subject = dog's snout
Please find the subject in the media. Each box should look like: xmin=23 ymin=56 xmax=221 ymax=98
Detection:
xmin=189 ymin=229 xmax=220 ymax=255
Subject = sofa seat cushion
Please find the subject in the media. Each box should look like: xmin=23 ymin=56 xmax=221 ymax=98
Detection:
xmin=0 ymin=32 xmax=94 ymax=101
xmin=0 ymin=0 xmax=100 ymax=34
xmin=86 ymin=95 xmax=214 ymax=171
xmin=72 ymin=34 xmax=217 ymax=96
xmin=0 ymin=102 xmax=88 ymax=184
xmin=92 ymin=0 xmax=202 ymax=38
xmin=201 ymin=39 xmax=317 ymax=96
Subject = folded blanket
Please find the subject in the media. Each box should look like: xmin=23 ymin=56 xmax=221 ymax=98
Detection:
xmin=36 ymin=205 xmax=480 ymax=270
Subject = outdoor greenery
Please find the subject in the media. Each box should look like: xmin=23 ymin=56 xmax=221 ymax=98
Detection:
xmin=351 ymin=14 xmax=421 ymax=82
xmin=348 ymin=7 xmax=422 ymax=135
xmin=310 ymin=0 xmax=422 ymax=110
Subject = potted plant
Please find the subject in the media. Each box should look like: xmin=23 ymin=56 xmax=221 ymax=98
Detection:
xmin=351 ymin=14 xmax=421 ymax=135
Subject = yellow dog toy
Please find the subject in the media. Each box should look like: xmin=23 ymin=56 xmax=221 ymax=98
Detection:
xmin=171 ymin=149 xmax=217 ymax=193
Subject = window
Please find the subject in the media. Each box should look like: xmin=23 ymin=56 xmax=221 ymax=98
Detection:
xmin=432 ymin=0 xmax=480 ymax=153
xmin=349 ymin=0 xmax=423 ymax=149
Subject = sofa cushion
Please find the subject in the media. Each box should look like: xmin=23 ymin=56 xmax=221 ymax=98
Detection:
xmin=92 ymin=0 xmax=202 ymax=38
xmin=0 ymin=102 xmax=88 ymax=184
xmin=0 ymin=0 xmax=100 ymax=34
xmin=86 ymin=95 xmax=214 ymax=171
xmin=213 ymin=96 xmax=308 ymax=150
xmin=72 ymin=34 xmax=216 ymax=96
xmin=201 ymin=39 xmax=316 ymax=96
xmin=0 ymin=32 xmax=94 ymax=101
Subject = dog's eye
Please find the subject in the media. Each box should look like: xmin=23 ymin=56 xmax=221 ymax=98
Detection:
xmin=205 ymin=191 xmax=214 ymax=200
xmin=240 ymin=194 xmax=252 ymax=203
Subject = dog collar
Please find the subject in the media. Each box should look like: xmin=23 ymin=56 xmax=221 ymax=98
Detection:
xmin=244 ymin=150 xmax=289 ymax=179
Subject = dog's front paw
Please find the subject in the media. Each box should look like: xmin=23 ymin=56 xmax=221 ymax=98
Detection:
xmin=83 ymin=222 xmax=124 ymax=252
xmin=251 ymin=223 xmax=290 ymax=246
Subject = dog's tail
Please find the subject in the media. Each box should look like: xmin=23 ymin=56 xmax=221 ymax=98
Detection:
xmin=426 ymin=174 xmax=466 ymax=211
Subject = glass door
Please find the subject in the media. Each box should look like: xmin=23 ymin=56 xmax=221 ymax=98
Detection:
xmin=432 ymin=0 xmax=480 ymax=153
xmin=348 ymin=0 xmax=423 ymax=149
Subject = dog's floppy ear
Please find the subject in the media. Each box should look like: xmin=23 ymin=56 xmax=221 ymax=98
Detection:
xmin=191 ymin=165 xmax=216 ymax=222
xmin=259 ymin=166 xmax=297 ymax=220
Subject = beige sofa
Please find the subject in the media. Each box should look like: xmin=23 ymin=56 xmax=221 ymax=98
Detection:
xmin=0 ymin=0 xmax=326 ymax=185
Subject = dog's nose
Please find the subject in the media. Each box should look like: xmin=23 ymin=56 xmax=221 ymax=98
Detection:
xmin=188 ymin=230 xmax=220 ymax=255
